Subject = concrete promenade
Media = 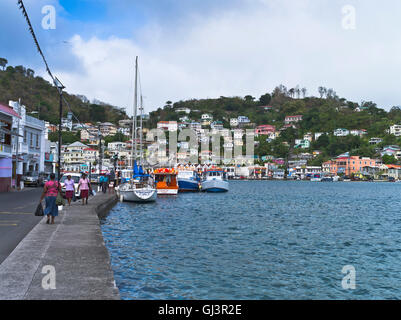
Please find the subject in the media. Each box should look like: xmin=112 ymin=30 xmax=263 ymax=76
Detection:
xmin=0 ymin=193 xmax=120 ymax=300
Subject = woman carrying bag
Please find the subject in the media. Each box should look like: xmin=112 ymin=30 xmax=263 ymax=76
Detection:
xmin=40 ymin=173 xmax=61 ymax=225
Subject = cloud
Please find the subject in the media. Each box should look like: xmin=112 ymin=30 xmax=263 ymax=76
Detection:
xmin=33 ymin=0 xmax=401 ymax=115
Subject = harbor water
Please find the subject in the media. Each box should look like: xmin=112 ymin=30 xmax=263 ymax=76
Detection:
xmin=100 ymin=181 xmax=401 ymax=299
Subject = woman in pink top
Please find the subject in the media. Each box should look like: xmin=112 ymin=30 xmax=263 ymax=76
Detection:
xmin=78 ymin=173 xmax=91 ymax=205
xmin=40 ymin=173 xmax=61 ymax=225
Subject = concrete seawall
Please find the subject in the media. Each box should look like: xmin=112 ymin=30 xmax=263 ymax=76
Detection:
xmin=0 ymin=193 xmax=120 ymax=300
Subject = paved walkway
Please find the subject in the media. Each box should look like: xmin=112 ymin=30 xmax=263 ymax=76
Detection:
xmin=0 ymin=188 xmax=43 ymax=264
xmin=0 ymin=193 xmax=120 ymax=300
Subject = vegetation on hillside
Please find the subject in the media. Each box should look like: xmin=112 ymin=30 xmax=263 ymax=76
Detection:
xmin=149 ymin=84 xmax=401 ymax=165
xmin=0 ymin=59 xmax=128 ymax=125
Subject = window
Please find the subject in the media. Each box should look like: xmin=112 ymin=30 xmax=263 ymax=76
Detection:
xmin=30 ymin=133 xmax=33 ymax=147
xmin=24 ymin=130 xmax=27 ymax=143
xmin=36 ymin=134 xmax=39 ymax=148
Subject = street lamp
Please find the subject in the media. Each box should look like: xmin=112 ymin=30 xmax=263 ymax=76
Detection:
xmin=54 ymin=77 xmax=65 ymax=181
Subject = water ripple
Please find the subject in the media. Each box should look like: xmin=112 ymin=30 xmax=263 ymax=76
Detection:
xmin=100 ymin=181 xmax=401 ymax=299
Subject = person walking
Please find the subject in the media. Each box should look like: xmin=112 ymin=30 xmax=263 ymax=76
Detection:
xmin=78 ymin=173 xmax=91 ymax=205
xmin=40 ymin=173 xmax=61 ymax=225
xmin=64 ymin=175 xmax=75 ymax=206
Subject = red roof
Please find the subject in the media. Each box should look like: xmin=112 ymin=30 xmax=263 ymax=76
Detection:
xmin=0 ymin=103 xmax=21 ymax=118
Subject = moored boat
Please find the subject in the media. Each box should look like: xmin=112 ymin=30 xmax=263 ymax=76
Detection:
xmin=201 ymin=169 xmax=229 ymax=193
xmin=177 ymin=170 xmax=200 ymax=192
xmin=154 ymin=168 xmax=179 ymax=195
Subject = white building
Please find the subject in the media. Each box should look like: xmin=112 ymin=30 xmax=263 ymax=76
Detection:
xmin=157 ymin=121 xmax=178 ymax=132
xmin=333 ymin=128 xmax=350 ymax=137
xmin=9 ymin=101 xmax=46 ymax=177
xmin=230 ymin=118 xmax=239 ymax=127
xmin=175 ymin=108 xmax=191 ymax=114
xmin=390 ymin=125 xmax=401 ymax=137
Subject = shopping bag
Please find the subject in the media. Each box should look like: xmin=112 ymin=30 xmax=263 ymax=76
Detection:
xmin=35 ymin=203 xmax=44 ymax=216
xmin=56 ymin=192 xmax=66 ymax=206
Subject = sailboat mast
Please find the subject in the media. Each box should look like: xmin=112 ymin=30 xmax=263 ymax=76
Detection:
xmin=133 ymin=56 xmax=138 ymax=164
xmin=140 ymin=95 xmax=144 ymax=166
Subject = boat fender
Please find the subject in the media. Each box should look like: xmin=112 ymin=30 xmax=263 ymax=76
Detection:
xmin=120 ymin=195 xmax=124 ymax=202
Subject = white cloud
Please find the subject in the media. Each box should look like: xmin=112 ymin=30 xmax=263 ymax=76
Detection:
xmin=53 ymin=0 xmax=401 ymax=115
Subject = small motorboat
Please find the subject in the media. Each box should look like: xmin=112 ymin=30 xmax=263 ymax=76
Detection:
xmin=201 ymin=169 xmax=229 ymax=193
xmin=177 ymin=170 xmax=200 ymax=192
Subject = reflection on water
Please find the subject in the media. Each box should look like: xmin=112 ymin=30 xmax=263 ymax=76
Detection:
xmin=100 ymin=181 xmax=401 ymax=299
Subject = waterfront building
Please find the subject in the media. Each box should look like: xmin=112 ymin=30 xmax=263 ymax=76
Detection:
xmin=9 ymin=101 xmax=46 ymax=183
xmin=323 ymin=156 xmax=378 ymax=176
xmin=289 ymin=166 xmax=322 ymax=180
xmin=386 ymin=164 xmax=401 ymax=180
xmin=284 ymin=115 xmax=303 ymax=125
xmin=0 ymin=103 xmax=20 ymax=192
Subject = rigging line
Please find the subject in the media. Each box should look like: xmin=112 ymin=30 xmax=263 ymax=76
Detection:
xmin=17 ymin=0 xmax=59 ymax=94
xmin=17 ymin=0 xmax=100 ymax=140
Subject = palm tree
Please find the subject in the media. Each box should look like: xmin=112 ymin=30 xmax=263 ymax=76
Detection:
xmin=318 ymin=86 xmax=325 ymax=98
xmin=295 ymin=85 xmax=300 ymax=99
xmin=288 ymin=88 xmax=295 ymax=98
xmin=301 ymin=88 xmax=307 ymax=98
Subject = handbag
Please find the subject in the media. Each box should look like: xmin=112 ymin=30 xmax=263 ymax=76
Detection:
xmin=56 ymin=192 xmax=66 ymax=206
xmin=35 ymin=203 xmax=44 ymax=216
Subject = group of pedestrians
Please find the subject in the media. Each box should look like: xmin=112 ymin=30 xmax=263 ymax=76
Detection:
xmin=39 ymin=173 xmax=92 ymax=225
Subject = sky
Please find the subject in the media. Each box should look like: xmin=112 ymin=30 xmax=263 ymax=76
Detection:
xmin=1 ymin=0 xmax=401 ymax=116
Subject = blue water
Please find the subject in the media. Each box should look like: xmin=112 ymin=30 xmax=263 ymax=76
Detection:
xmin=100 ymin=181 xmax=401 ymax=300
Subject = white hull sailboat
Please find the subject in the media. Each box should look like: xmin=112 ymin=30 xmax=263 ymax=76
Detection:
xmin=119 ymin=56 xmax=157 ymax=203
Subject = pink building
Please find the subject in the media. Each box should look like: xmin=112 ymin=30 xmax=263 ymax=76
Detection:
xmin=255 ymin=125 xmax=276 ymax=135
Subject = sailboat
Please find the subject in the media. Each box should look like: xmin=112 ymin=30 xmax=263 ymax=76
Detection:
xmin=117 ymin=56 xmax=157 ymax=203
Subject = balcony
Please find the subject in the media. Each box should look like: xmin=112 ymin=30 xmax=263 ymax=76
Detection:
xmin=0 ymin=144 xmax=11 ymax=155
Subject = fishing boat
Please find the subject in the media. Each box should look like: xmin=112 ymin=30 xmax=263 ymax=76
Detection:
xmin=117 ymin=56 xmax=157 ymax=203
xmin=154 ymin=168 xmax=179 ymax=195
xmin=201 ymin=169 xmax=229 ymax=193
xmin=177 ymin=170 xmax=200 ymax=192
xmin=310 ymin=174 xmax=322 ymax=182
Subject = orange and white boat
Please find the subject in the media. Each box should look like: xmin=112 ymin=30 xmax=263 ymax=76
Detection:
xmin=154 ymin=168 xmax=179 ymax=195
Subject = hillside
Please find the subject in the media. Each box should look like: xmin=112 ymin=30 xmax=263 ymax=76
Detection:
xmin=0 ymin=60 xmax=128 ymax=125
xmin=148 ymin=85 xmax=401 ymax=165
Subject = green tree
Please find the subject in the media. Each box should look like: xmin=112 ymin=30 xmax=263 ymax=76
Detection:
xmin=0 ymin=58 xmax=7 ymax=71
xmin=259 ymin=93 xmax=272 ymax=106
xmin=382 ymin=155 xmax=398 ymax=165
